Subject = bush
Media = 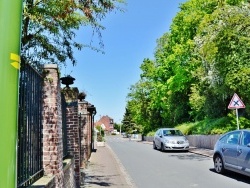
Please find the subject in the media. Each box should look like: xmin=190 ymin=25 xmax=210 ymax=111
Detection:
xmin=144 ymin=113 xmax=250 ymax=136
xmin=176 ymin=122 xmax=197 ymax=135
xmin=97 ymin=134 xmax=105 ymax=142
xmin=146 ymin=131 xmax=156 ymax=136
xmin=177 ymin=114 xmax=250 ymax=135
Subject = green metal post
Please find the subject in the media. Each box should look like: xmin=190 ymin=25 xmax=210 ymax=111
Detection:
xmin=0 ymin=1 xmax=23 ymax=187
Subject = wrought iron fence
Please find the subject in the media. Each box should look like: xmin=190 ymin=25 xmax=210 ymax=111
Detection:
xmin=61 ymin=93 xmax=68 ymax=158
xmin=17 ymin=63 xmax=43 ymax=187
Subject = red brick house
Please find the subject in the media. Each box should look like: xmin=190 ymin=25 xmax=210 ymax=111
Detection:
xmin=95 ymin=115 xmax=114 ymax=134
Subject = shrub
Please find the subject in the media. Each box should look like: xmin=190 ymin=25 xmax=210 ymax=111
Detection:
xmin=146 ymin=131 xmax=156 ymax=136
xmin=97 ymin=134 xmax=105 ymax=142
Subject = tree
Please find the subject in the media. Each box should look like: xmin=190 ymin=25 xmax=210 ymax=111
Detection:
xmin=124 ymin=0 xmax=250 ymax=133
xmin=194 ymin=2 xmax=250 ymax=118
xmin=113 ymin=122 xmax=123 ymax=133
xmin=166 ymin=0 xmax=219 ymax=121
xmin=122 ymin=107 xmax=134 ymax=134
xmin=125 ymin=57 xmax=164 ymax=134
xmin=21 ymin=0 xmax=124 ymax=68
xmin=122 ymin=106 xmax=143 ymax=134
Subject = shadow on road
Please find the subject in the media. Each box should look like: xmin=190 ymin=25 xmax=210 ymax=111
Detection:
xmin=166 ymin=151 xmax=211 ymax=161
xmin=209 ymin=168 xmax=250 ymax=184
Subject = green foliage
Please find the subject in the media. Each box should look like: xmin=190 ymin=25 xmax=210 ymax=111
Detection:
xmin=97 ymin=134 xmax=105 ymax=142
xmin=194 ymin=3 xmax=250 ymax=118
xmin=188 ymin=117 xmax=232 ymax=134
xmin=146 ymin=131 xmax=156 ymax=137
xmin=227 ymin=112 xmax=250 ymax=129
xmin=22 ymin=0 xmax=124 ymax=67
xmin=179 ymin=114 xmax=250 ymax=135
xmin=113 ymin=123 xmax=120 ymax=132
xmin=147 ymin=115 xmax=250 ymax=136
xmin=189 ymin=84 xmax=206 ymax=120
xmin=175 ymin=122 xmax=197 ymax=135
xmin=121 ymin=106 xmax=143 ymax=134
xmin=95 ymin=125 xmax=105 ymax=141
xmin=124 ymin=0 xmax=250 ymax=135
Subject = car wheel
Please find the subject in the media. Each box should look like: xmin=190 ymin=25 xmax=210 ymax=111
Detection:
xmin=214 ymin=155 xmax=224 ymax=174
xmin=153 ymin=141 xmax=157 ymax=150
xmin=161 ymin=143 xmax=165 ymax=152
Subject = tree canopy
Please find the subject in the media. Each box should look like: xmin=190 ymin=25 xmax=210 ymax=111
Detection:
xmin=123 ymin=0 xmax=250 ymax=135
xmin=21 ymin=0 xmax=124 ymax=68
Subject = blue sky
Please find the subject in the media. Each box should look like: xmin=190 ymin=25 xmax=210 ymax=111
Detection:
xmin=62 ymin=0 xmax=186 ymax=123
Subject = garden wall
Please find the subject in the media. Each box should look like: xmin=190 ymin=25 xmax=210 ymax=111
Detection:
xmin=142 ymin=135 xmax=221 ymax=150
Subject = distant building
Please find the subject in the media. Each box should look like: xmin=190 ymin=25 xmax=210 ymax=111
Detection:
xmin=95 ymin=115 xmax=114 ymax=134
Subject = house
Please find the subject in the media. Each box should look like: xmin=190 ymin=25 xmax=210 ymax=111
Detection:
xmin=95 ymin=115 xmax=114 ymax=134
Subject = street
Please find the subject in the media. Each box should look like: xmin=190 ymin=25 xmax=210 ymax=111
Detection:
xmin=106 ymin=135 xmax=250 ymax=188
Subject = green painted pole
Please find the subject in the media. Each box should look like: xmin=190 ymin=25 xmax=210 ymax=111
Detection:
xmin=0 ymin=1 xmax=23 ymax=187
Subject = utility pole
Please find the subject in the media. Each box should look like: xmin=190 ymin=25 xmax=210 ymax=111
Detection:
xmin=0 ymin=1 xmax=23 ymax=187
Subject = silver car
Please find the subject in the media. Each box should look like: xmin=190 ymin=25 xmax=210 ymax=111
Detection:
xmin=153 ymin=128 xmax=189 ymax=151
xmin=213 ymin=129 xmax=250 ymax=177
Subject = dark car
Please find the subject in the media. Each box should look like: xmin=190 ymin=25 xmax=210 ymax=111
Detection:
xmin=213 ymin=129 xmax=250 ymax=177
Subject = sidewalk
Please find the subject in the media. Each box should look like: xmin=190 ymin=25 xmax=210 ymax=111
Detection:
xmin=82 ymin=143 xmax=136 ymax=188
xmin=82 ymin=141 xmax=213 ymax=188
xmin=188 ymin=147 xmax=214 ymax=158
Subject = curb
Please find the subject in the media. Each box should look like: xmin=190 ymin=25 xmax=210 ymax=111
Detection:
xmin=140 ymin=141 xmax=213 ymax=158
xmin=188 ymin=148 xmax=213 ymax=158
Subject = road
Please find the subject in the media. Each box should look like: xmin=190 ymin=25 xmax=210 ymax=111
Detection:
xmin=106 ymin=135 xmax=250 ymax=188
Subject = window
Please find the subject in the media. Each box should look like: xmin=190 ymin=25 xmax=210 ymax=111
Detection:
xmin=163 ymin=130 xmax=167 ymax=136
xmin=158 ymin=130 xmax=162 ymax=137
xmin=225 ymin=131 xmax=240 ymax=145
xmin=242 ymin=131 xmax=250 ymax=146
xmin=162 ymin=129 xmax=183 ymax=136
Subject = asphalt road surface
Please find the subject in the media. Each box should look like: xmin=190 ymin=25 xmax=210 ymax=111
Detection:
xmin=106 ymin=135 xmax=250 ymax=188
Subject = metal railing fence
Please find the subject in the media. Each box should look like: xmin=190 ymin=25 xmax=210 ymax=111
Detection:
xmin=17 ymin=63 xmax=43 ymax=187
xmin=61 ymin=93 xmax=68 ymax=158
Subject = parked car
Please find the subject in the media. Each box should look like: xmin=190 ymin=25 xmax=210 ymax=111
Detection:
xmin=153 ymin=128 xmax=189 ymax=151
xmin=213 ymin=129 xmax=250 ymax=177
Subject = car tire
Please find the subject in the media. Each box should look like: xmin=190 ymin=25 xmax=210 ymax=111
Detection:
xmin=153 ymin=141 xmax=157 ymax=150
xmin=161 ymin=143 xmax=165 ymax=152
xmin=214 ymin=155 xmax=225 ymax=174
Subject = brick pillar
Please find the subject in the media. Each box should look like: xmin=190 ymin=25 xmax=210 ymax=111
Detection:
xmin=42 ymin=64 xmax=64 ymax=188
xmin=63 ymin=87 xmax=81 ymax=187
xmin=78 ymin=100 xmax=89 ymax=168
xmin=86 ymin=112 xmax=91 ymax=159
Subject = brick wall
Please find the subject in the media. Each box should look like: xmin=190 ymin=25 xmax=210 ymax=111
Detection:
xmin=63 ymin=87 xmax=81 ymax=187
xmin=28 ymin=64 xmax=97 ymax=188
xmin=42 ymin=64 xmax=64 ymax=188
xmin=37 ymin=64 xmax=98 ymax=188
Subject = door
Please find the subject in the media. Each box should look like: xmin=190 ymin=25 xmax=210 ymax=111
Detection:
xmin=222 ymin=131 xmax=241 ymax=169
xmin=155 ymin=129 xmax=162 ymax=149
xmin=237 ymin=131 xmax=250 ymax=175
